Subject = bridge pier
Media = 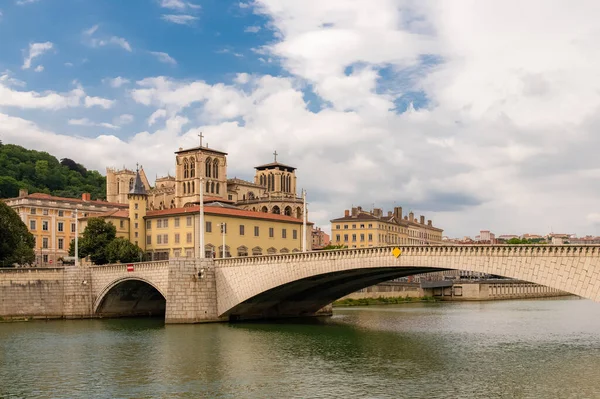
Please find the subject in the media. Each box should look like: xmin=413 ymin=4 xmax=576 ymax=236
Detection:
xmin=165 ymin=259 xmax=223 ymax=324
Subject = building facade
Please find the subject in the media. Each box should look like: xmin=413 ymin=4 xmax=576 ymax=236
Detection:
xmin=330 ymin=206 xmax=443 ymax=248
xmin=311 ymin=227 xmax=330 ymax=249
xmin=3 ymin=189 xmax=127 ymax=266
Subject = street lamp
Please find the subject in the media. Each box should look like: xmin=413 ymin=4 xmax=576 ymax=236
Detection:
xmin=199 ymin=177 xmax=205 ymax=259
xmin=302 ymin=189 xmax=307 ymax=252
xmin=219 ymin=222 xmax=227 ymax=258
xmin=73 ymin=208 xmax=79 ymax=267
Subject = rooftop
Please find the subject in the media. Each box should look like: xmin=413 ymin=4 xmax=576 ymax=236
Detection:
xmin=147 ymin=204 xmax=311 ymax=224
xmin=6 ymin=192 xmax=127 ymax=208
xmin=175 ymin=145 xmax=227 ymax=155
xmin=254 ymin=161 xmax=296 ymax=172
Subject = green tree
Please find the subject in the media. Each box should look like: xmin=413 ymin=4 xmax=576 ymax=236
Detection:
xmin=320 ymin=244 xmax=348 ymax=250
xmin=78 ymin=218 xmax=116 ymax=265
xmin=0 ymin=202 xmax=35 ymax=266
xmin=106 ymin=238 xmax=143 ymax=263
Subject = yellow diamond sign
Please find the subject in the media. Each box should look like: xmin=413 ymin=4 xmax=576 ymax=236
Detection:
xmin=392 ymin=247 xmax=402 ymax=258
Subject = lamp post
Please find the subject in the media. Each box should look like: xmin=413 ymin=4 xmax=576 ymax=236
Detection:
xmin=199 ymin=177 xmax=205 ymax=259
xmin=302 ymin=189 xmax=307 ymax=252
xmin=74 ymin=208 xmax=79 ymax=267
xmin=219 ymin=222 xmax=227 ymax=258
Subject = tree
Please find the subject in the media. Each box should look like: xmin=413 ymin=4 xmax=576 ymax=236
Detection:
xmin=78 ymin=218 xmax=116 ymax=265
xmin=320 ymin=244 xmax=348 ymax=250
xmin=106 ymin=238 xmax=143 ymax=263
xmin=0 ymin=202 xmax=35 ymax=266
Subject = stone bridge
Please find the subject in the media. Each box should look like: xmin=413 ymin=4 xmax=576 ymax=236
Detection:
xmin=2 ymin=245 xmax=600 ymax=323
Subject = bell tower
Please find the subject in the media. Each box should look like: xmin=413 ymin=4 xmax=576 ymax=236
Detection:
xmin=128 ymin=164 xmax=148 ymax=250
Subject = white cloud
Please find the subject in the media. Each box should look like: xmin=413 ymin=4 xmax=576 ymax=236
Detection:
xmin=99 ymin=36 xmax=132 ymax=52
xmin=0 ymin=80 xmax=83 ymax=109
xmin=159 ymin=0 xmax=200 ymax=10
xmin=0 ymin=71 xmax=26 ymax=88
xmin=22 ymin=42 xmax=53 ymax=70
xmin=114 ymin=114 xmax=134 ymax=125
xmin=161 ymin=14 xmax=197 ymax=25
xmin=84 ymin=96 xmax=115 ymax=109
xmin=83 ymin=24 xmax=99 ymax=36
xmin=244 ymin=26 xmax=261 ymax=33
xmin=103 ymin=76 xmax=130 ymax=88
xmin=16 ymin=0 xmax=41 ymax=5
xmin=147 ymin=109 xmax=167 ymax=126
xmin=34 ymin=65 xmax=44 ymax=72
xmin=150 ymin=51 xmax=177 ymax=65
xmin=68 ymin=118 xmax=119 ymax=130
xmin=64 ymin=62 xmax=73 ymax=67
xmin=83 ymin=26 xmax=132 ymax=52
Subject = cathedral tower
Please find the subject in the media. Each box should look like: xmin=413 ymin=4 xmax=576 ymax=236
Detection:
xmin=128 ymin=166 xmax=148 ymax=250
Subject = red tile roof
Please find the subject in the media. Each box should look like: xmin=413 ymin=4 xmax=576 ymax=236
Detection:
xmin=80 ymin=209 xmax=130 ymax=220
xmin=147 ymin=205 xmax=312 ymax=224
xmin=16 ymin=192 xmax=128 ymax=208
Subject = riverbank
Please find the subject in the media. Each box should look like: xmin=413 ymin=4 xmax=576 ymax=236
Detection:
xmin=333 ymin=296 xmax=438 ymax=307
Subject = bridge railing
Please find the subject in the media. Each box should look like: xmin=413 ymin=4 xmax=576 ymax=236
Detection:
xmin=213 ymin=244 xmax=600 ymax=267
xmin=90 ymin=260 xmax=170 ymax=273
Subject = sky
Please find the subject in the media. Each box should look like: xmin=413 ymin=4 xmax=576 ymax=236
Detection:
xmin=2 ymin=0 xmax=600 ymax=238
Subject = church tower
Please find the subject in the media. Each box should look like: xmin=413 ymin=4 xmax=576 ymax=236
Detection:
xmin=174 ymin=134 xmax=228 ymax=207
xmin=254 ymin=151 xmax=298 ymax=198
xmin=128 ymin=165 xmax=148 ymax=250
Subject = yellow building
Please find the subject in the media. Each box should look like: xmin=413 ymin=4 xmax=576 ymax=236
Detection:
xmin=330 ymin=206 xmax=443 ymax=248
xmin=3 ymin=189 xmax=127 ymax=266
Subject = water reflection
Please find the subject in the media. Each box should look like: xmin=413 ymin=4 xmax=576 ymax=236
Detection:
xmin=1 ymin=298 xmax=600 ymax=398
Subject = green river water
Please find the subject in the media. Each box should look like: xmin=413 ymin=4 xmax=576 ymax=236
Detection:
xmin=1 ymin=297 xmax=600 ymax=398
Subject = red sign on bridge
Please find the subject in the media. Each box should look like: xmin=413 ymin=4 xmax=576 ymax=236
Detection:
xmin=126 ymin=264 xmax=134 ymax=272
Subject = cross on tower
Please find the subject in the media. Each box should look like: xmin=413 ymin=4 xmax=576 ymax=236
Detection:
xmin=273 ymin=150 xmax=278 ymax=162
xmin=198 ymin=132 xmax=204 ymax=147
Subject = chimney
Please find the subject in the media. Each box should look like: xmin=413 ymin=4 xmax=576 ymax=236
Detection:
xmin=82 ymin=193 xmax=91 ymax=201
xmin=344 ymin=209 xmax=350 ymax=217
xmin=420 ymin=215 xmax=425 ymax=224
xmin=427 ymin=220 xmax=432 ymax=226
xmin=351 ymin=207 xmax=358 ymax=217
xmin=394 ymin=206 xmax=403 ymax=220
xmin=388 ymin=211 xmax=393 ymax=217
xmin=19 ymin=188 xmax=28 ymax=197
xmin=373 ymin=208 xmax=383 ymax=218
xmin=409 ymin=211 xmax=414 ymax=222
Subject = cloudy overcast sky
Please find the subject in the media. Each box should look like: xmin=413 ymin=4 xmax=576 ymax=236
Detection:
xmin=1 ymin=0 xmax=600 ymax=238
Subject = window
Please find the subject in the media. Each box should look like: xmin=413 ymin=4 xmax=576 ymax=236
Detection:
xmin=175 ymin=233 xmax=180 ymax=244
xmin=135 ymin=203 xmax=139 ymax=210
xmin=336 ymin=234 xmax=340 ymax=242
xmin=71 ymin=223 xmax=76 ymax=233
xmin=43 ymin=209 xmax=48 ymax=216
xmin=220 ymin=223 xmax=227 ymax=234
xmin=360 ymin=234 xmax=365 ymax=242
xmin=368 ymin=224 xmax=372 ymax=228
xmin=228 ymin=194 xmax=233 ymax=201
xmin=186 ymin=216 xmax=192 ymax=226
xmin=360 ymin=224 xmax=365 ymax=228
xmin=174 ymin=217 xmax=180 ymax=228
xmin=186 ymin=250 xmax=192 ymax=258
xmin=157 ymin=235 xmax=162 ymax=244
xmin=163 ymin=234 xmax=168 ymax=244
xmin=368 ymin=234 xmax=373 ymax=241
xmin=42 ymin=237 xmax=48 ymax=249
xmin=58 ymin=222 xmax=64 ymax=232
xmin=206 ymin=221 xmax=212 ymax=233
xmin=239 ymin=225 xmax=245 ymax=236
xmin=174 ymin=250 xmax=181 ymax=258
xmin=344 ymin=234 xmax=348 ymax=242
xmin=135 ymin=213 xmax=139 ymax=220
xmin=293 ymin=230 xmax=297 ymax=240
xmin=147 ymin=235 xmax=152 ymax=245
xmin=58 ymin=210 xmax=64 ymax=217
xmin=157 ymin=219 xmax=162 ymax=228
xmin=31 ymin=208 xmax=36 ymax=215
xmin=163 ymin=219 xmax=169 ymax=228
xmin=43 ymin=254 xmax=48 ymax=263
xmin=146 ymin=220 xmax=151 ymax=229
xmin=336 ymin=225 xmax=340 ymax=229
xmin=237 ymin=246 xmax=248 ymax=257
xmin=282 ymin=229 xmax=287 ymax=239
xmin=352 ymin=224 xmax=356 ymax=229
xmin=252 ymin=246 xmax=262 ymax=256
xmin=134 ymin=232 xmax=138 ymax=238
xmin=254 ymin=226 xmax=259 ymax=236
xmin=269 ymin=227 xmax=274 ymax=238
xmin=344 ymin=225 xmax=348 ymax=229
xmin=30 ymin=220 xmax=36 ymax=230
xmin=42 ymin=221 xmax=49 ymax=231
xmin=58 ymin=238 xmax=64 ymax=250
xmin=186 ymin=233 xmax=192 ymax=243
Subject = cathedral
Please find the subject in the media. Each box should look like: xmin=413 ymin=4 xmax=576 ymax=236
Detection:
xmin=106 ymin=142 xmax=306 ymax=220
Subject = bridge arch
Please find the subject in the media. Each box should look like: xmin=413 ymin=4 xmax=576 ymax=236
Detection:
xmin=214 ymin=245 xmax=600 ymax=320
xmin=94 ymin=276 xmax=167 ymax=318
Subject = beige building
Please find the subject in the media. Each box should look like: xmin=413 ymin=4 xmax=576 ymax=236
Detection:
xmin=330 ymin=206 xmax=443 ymax=248
xmin=3 ymin=190 xmax=127 ymax=266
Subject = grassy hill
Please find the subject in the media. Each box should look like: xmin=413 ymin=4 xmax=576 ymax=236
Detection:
xmin=0 ymin=141 xmax=106 ymax=200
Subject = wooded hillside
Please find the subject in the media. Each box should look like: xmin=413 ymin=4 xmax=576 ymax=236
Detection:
xmin=0 ymin=141 xmax=106 ymax=200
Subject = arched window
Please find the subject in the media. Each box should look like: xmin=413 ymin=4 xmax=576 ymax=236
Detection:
xmin=267 ymin=247 xmax=277 ymax=255
xmin=292 ymin=248 xmax=300 ymax=253
xmin=261 ymin=206 xmax=268 ymax=213
xmin=272 ymin=206 xmax=280 ymax=214
xmin=260 ymin=175 xmax=265 ymax=186
xmin=216 ymin=183 xmax=220 ymax=194
xmin=287 ymin=175 xmax=291 ymax=193
xmin=190 ymin=157 xmax=195 ymax=178
xmin=206 ymin=181 xmax=210 ymax=193
xmin=116 ymin=178 xmax=120 ymax=194
xmin=211 ymin=182 xmax=215 ymax=194
xmin=191 ymin=181 xmax=195 ymax=194
xmin=252 ymin=246 xmax=262 ymax=256
xmin=170 ymin=200 xmax=175 ymax=208
xmin=237 ymin=246 xmax=248 ymax=257
xmin=284 ymin=206 xmax=292 ymax=216
xmin=268 ymin=173 xmax=274 ymax=191
xmin=280 ymin=248 xmax=289 ymax=254
xmin=160 ymin=201 xmax=164 ymax=209
xmin=248 ymin=192 xmax=255 ymax=200
xmin=187 ymin=182 xmax=191 ymax=194
xmin=213 ymin=159 xmax=219 ymax=178
xmin=219 ymin=245 xmax=230 ymax=258
xmin=183 ymin=183 xmax=187 ymax=194
xmin=129 ymin=178 xmax=134 ymax=191
xmin=296 ymin=207 xmax=302 ymax=219
xmin=183 ymin=158 xmax=189 ymax=178
xmin=205 ymin=158 xmax=212 ymax=177
xmin=205 ymin=244 xmax=215 ymax=258
xmin=280 ymin=174 xmax=285 ymax=192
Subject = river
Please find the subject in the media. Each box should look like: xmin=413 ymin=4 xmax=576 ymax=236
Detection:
xmin=1 ymin=297 xmax=600 ymax=398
